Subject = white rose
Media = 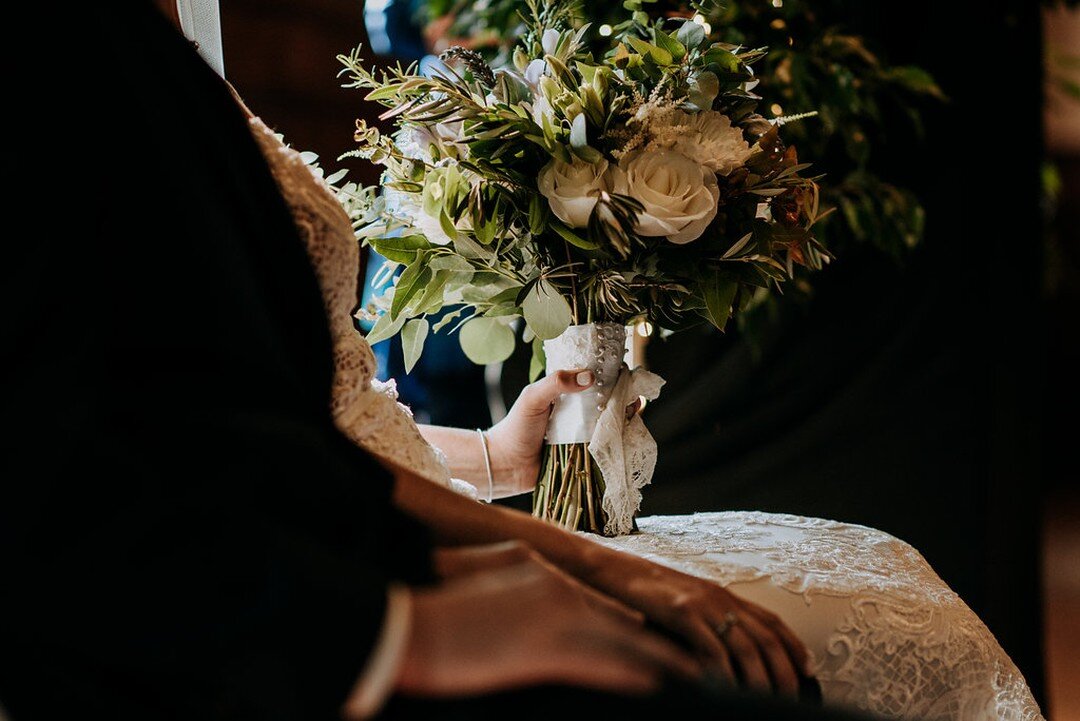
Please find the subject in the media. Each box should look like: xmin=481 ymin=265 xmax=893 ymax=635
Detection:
xmin=537 ymin=157 xmax=612 ymax=228
xmin=610 ymin=149 xmax=720 ymax=244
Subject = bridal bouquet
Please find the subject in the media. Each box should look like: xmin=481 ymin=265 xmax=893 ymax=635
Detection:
xmin=339 ymin=0 xmax=829 ymax=535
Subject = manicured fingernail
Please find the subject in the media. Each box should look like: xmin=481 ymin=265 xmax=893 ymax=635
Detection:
xmin=575 ymin=370 xmax=593 ymax=386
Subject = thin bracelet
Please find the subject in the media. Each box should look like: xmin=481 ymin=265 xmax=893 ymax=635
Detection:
xmin=476 ymin=428 xmax=494 ymax=503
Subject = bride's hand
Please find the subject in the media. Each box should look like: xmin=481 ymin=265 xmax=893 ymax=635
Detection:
xmin=484 ymin=370 xmax=595 ymax=496
xmin=590 ymin=552 xmax=812 ymax=698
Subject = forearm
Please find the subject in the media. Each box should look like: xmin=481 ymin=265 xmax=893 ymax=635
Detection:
xmin=417 ymin=425 xmax=520 ymax=498
xmin=393 ymin=469 xmax=617 ymax=587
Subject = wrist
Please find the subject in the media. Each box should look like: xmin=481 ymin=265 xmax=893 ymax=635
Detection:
xmin=483 ymin=425 xmax=530 ymax=497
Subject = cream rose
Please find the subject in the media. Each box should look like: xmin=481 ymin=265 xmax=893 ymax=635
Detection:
xmin=610 ymin=149 xmax=720 ymax=244
xmin=537 ymin=157 xmax=612 ymax=228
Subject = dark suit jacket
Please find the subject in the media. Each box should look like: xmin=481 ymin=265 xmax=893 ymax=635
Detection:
xmin=1 ymin=4 xmax=430 ymax=719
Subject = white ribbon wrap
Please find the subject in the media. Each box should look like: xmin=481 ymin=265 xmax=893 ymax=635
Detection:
xmin=544 ymin=323 xmax=665 ymax=536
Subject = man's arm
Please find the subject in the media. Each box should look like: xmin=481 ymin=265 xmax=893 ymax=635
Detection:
xmin=1 ymin=5 xmax=410 ymax=719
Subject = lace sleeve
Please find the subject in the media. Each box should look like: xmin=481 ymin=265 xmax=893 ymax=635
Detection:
xmin=247 ymin=116 xmax=453 ymax=489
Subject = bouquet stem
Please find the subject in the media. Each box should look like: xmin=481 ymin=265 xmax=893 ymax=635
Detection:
xmin=533 ymin=442 xmax=607 ymax=534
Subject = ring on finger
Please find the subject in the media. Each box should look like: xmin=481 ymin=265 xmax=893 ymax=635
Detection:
xmin=714 ymin=611 xmax=740 ymax=638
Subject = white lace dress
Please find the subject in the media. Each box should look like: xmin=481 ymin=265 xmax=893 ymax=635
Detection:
xmin=251 ymin=118 xmax=1043 ymax=721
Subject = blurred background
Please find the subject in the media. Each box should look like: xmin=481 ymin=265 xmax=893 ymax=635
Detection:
xmin=219 ymin=0 xmax=1079 ymax=716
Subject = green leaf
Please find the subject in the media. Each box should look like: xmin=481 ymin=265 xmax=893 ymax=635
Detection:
xmin=365 ymin=85 xmax=402 ymax=102
xmin=885 ymin=66 xmax=946 ymax=101
xmin=551 ymin=220 xmax=601 ymax=250
xmin=413 ymin=269 xmax=454 ymax=316
xmin=324 ymin=168 xmax=348 ymax=184
xmin=401 ymin=318 xmax=429 ymax=373
xmin=391 ymin=262 xmax=431 ymax=320
xmin=429 ymin=254 xmax=474 ymax=272
xmin=688 ymin=71 xmax=720 ymax=110
xmin=365 ymin=310 xmax=407 ymax=345
xmin=703 ymin=272 xmax=739 ymax=331
xmin=459 ymin=317 xmax=516 ymax=364
xmin=453 ymin=234 xmax=497 ymax=261
xmin=528 ymin=193 xmax=549 ymax=235
xmin=529 ymin=336 xmax=547 ymax=381
xmin=370 ymin=234 xmax=431 ymax=264
xmin=521 ymin=279 xmax=572 ymax=340
xmin=676 ymin=21 xmax=705 ymax=51
xmin=653 ymin=28 xmax=685 ymax=62
xmin=721 ymin=232 xmax=754 ymax=259
xmin=703 ymin=47 xmax=740 ymax=73
xmin=626 ymin=35 xmax=671 ymax=65
xmin=474 ymin=214 xmax=498 ymax=244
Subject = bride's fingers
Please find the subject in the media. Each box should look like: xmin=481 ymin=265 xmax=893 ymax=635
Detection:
xmin=740 ymin=614 xmax=800 ymax=698
xmin=514 ymin=369 xmax=594 ymax=418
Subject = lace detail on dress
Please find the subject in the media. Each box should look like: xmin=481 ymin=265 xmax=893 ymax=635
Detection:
xmin=247 ymin=118 xmax=451 ymax=487
xmin=595 ymin=512 xmax=1043 ymax=721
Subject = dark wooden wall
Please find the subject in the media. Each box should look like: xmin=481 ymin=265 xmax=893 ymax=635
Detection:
xmin=221 ymin=0 xmax=383 ymax=185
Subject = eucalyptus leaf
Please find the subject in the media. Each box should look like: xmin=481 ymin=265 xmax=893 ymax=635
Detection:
xmin=688 ymin=71 xmax=720 ymax=110
xmin=401 ymin=318 xmax=429 ymax=373
xmin=459 ymin=317 xmax=516 ymax=364
xmin=677 ymin=21 xmax=705 ymax=50
xmin=521 ymin=279 xmax=572 ymax=340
